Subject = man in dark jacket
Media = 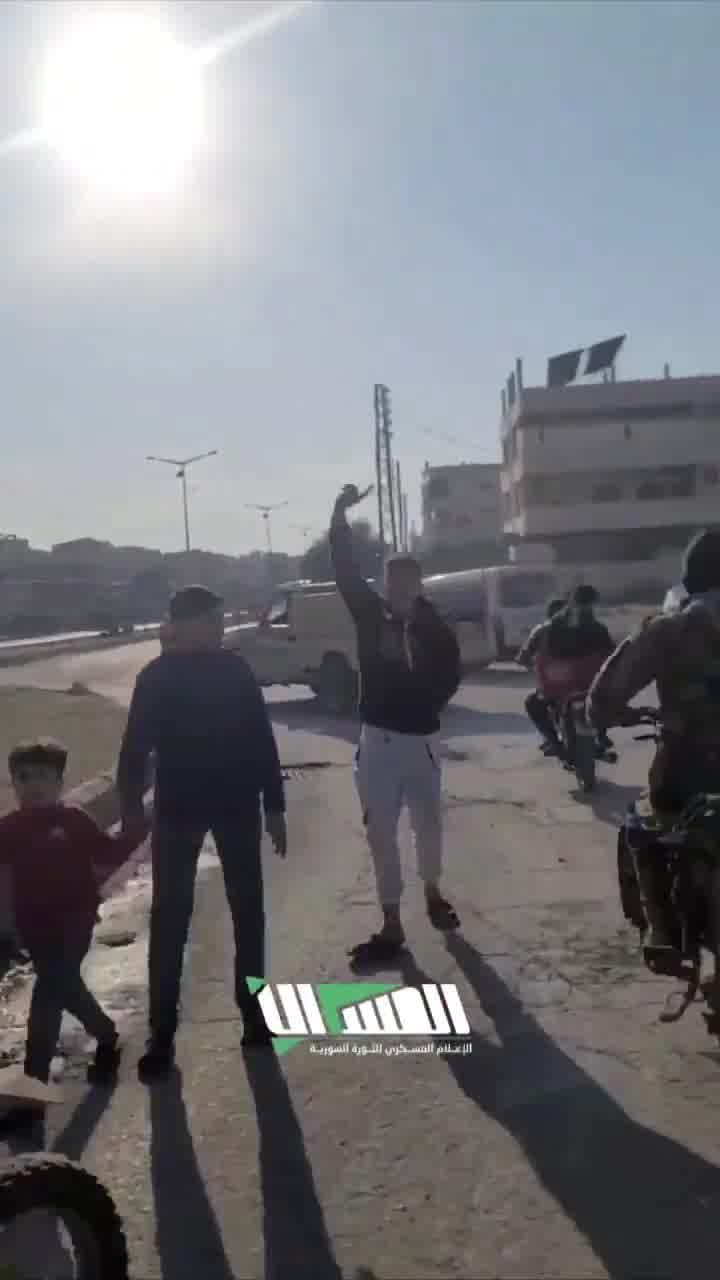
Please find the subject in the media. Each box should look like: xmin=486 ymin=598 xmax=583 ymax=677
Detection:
xmin=330 ymin=485 xmax=462 ymax=967
xmin=117 ymin=585 xmax=286 ymax=1078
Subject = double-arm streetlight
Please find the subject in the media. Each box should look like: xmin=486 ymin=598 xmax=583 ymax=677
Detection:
xmin=245 ymin=501 xmax=288 ymax=556
xmin=147 ymin=451 xmax=218 ymax=552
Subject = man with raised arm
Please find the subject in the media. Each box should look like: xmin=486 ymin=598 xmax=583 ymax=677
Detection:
xmin=330 ymin=484 xmax=462 ymax=968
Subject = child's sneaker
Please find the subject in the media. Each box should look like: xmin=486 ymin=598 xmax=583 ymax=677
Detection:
xmin=88 ymin=1032 xmax=122 ymax=1083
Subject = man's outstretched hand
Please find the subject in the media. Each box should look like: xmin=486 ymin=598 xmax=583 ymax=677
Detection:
xmin=335 ymin=483 xmax=374 ymax=514
xmin=266 ymin=812 xmax=287 ymax=858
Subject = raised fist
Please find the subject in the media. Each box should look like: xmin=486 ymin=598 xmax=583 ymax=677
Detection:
xmin=336 ymin=483 xmax=373 ymax=512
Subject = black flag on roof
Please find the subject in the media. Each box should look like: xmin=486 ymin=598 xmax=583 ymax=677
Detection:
xmin=584 ymin=334 xmax=626 ymax=376
xmin=546 ymin=334 xmax=626 ymax=387
xmin=547 ymin=349 xmax=584 ymax=388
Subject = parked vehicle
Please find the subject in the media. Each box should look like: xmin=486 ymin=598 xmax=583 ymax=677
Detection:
xmin=423 ymin=564 xmax=557 ymax=666
xmin=618 ymin=707 xmax=720 ymax=1040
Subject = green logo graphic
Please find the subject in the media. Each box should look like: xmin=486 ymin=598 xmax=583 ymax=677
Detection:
xmin=246 ymin=978 xmax=471 ymax=1056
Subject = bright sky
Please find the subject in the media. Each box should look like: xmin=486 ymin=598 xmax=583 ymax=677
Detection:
xmin=0 ymin=0 xmax=717 ymax=556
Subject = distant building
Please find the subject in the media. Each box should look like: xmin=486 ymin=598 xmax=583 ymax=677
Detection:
xmin=420 ymin=462 xmax=502 ymax=562
xmin=500 ymin=365 xmax=720 ymax=563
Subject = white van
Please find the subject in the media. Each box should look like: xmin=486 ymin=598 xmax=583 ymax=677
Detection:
xmin=422 ymin=569 xmax=495 ymax=670
xmin=483 ymin=565 xmax=558 ymax=658
xmin=225 ymin=581 xmax=359 ymax=713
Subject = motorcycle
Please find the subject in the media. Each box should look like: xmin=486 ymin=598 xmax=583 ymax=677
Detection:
xmin=617 ymin=707 xmax=720 ymax=1039
xmin=535 ymin=652 xmax=617 ymax=794
xmin=0 ymin=1153 xmax=129 ymax=1278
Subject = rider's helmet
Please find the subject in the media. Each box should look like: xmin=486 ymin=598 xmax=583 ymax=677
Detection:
xmin=682 ymin=529 xmax=720 ymax=595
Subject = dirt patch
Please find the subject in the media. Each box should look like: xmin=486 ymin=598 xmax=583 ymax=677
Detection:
xmin=0 ymin=686 xmax=127 ymax=815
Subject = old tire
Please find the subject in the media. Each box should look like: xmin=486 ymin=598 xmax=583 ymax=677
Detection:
xmin=316 ymin=654 xmax=358 ymax=717
xmin=0 ymin=1154 xmax=129 ymax=1279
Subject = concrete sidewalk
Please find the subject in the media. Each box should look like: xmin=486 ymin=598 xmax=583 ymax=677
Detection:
xmin=3 ymin=736 xmax=720 ymax=1279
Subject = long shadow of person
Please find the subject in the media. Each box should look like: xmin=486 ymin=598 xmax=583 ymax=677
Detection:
xmin=243 ymin=1047 xmax=343 ymax=1280
xmin=150 ymin=1068 xmax=236 ymax=1280
xmin=400 ymin=939 xmax=720 ymax=1280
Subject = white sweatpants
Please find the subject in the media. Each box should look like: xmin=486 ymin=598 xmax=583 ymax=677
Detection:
xmin=354 ymin=724 xmax=443 ymax=908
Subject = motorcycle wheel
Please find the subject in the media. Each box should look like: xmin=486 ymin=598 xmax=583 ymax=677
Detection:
xmin=0 ymin=1153 xmax=129 ymax=1279
xmin=574 ymin=732 xmax=597 ymax=793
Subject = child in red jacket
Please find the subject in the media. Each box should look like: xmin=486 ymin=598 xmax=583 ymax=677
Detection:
xmin=0 ymin=738 xmax=147 ymax=1121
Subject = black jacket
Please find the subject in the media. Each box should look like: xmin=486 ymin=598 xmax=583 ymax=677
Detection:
xmin=545 ymin=615 xmax=614 ymax=662
xmin=329 ymin=517 xmax=461 ymax=735
xmin=117 ymin=650 xmax=285 ymax=824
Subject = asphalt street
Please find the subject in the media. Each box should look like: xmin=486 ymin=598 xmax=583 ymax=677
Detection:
xmin=2 ymin=637 xmax=718 ymax=1280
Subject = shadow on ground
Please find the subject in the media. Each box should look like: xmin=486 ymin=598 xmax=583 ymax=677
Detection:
xmin=269 ymin=694 xmax=533 ymax=751
xmin=150 ymin=1069 xmax=236 ymax=1279
xmin=568 ymin=779 xmax=645 ymax=826
xmin=244 ymin=1047 xmax=343 ymax=1280
xmin=399 ymin=937 xmax=720 ymax=1280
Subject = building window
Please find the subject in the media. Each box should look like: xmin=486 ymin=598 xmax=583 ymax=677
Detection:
xmin=624 ymin=424 xmax=632 ymax=440
xmin=592 ymin=482 xmax=622 ymax=503
xmin=538 ymin=428 xmax=545 ymax=444
xmin=427 ymin=476 xmax=449 ymax=499
xmin=455 ymin=515 xmax=473 ymax=528
xmin=704 ymin=466 xmax=719 ymax=485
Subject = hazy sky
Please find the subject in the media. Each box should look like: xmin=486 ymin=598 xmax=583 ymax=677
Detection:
xmin=0 ymin=0 xmax=717 ymax=555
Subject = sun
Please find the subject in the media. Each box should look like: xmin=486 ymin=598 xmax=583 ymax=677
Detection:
xmin=39 ymin=13 xmax=204 ymax=199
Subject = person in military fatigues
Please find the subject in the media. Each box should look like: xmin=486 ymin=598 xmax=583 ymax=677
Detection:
xmin=588 ymin=530 xmax=720 ymax=947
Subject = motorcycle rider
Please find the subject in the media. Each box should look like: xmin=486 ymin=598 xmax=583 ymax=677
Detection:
xmin=517 ymin=598 xmax=568 ymax=755
xmin=540 ymin=584 xmax=615 ymax=760
xmin=588 ymin=529 xmax=720 ymax=951
xmin=545 ymin=584 xmax=614 ymax=663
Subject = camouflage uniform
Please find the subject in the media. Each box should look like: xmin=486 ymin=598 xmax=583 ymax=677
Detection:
xmin=589 ymin=594 xmax=720 ymax=946
xmin=588 ymin=596 xmax=720 ymax=812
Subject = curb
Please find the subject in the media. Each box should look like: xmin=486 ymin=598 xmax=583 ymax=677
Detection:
xmin=0 ymin=628 xmax=161 ymax=670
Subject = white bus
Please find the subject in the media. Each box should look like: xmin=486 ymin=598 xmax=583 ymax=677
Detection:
xmin=423 ymin=565 xmax=558 ymax=665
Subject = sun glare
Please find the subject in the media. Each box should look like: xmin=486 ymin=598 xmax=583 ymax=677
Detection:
xmin=39 ymin=14 xmax=204 ymax=199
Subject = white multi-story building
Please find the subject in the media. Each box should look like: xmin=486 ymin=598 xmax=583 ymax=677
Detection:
xmin=500 ymin=366 xmax=720 ymax=563
xmin=420 ymin=462 xmax=502 ymax=559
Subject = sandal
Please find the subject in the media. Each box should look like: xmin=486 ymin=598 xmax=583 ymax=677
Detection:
xmin=348 ymin=933 xmax=406 ymax=971
xmin=426 ymin=896 xmax=460 ymax=931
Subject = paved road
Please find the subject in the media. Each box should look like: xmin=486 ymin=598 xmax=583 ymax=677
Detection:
xmin=3 ymin=646 xmax=720 ymax=1279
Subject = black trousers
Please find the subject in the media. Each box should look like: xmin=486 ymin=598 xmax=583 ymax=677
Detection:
xmin=24 ymin=926 xmax=115 ymax=1084
xmin=525 ymin=691 xmax=557 ymax=743
xmin=149 ymin=815 xmax=265 ymax=1040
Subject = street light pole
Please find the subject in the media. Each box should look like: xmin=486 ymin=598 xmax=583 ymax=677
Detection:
xmin=146 ymin=451 xmax=219 ymax=552
xmin=246 ymin=502 xmax=289 ymax=570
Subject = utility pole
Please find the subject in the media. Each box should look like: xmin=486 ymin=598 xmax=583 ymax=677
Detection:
xmin=395 ymin=460 xmax=410 ymax=551
xmin=246 ymin=502 xmax=289 ymax=558
xmin=146 ymin=451 xmax=218 ymax=553
xmin=374 ymin=384 xmax=398 ymax=554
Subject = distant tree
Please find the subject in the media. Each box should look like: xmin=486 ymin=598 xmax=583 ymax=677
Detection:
xmin=301 ymin=519 xmax=382 ymax=582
